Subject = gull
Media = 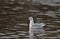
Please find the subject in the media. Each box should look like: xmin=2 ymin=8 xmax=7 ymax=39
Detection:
xmin=28 ymin=17 xmax=45 ymax=39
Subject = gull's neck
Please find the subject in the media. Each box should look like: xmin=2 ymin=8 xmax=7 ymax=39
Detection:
xmin=30 ymin=18 xmax=34 ymax=25
xmin=29 ymin=18 xmax=34 ymax=31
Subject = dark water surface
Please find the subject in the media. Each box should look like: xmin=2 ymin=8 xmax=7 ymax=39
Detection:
xmin=0 ymin=0 xmax=60 ymax=39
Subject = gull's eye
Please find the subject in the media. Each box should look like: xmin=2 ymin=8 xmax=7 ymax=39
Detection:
xmin=29 ymin=17 xmax=33 ymax=20
xmin=30 ymin=17 xmax=33 ymax=19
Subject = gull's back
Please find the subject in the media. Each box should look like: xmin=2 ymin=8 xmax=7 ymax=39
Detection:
xmin=32 ymin=23 xmax=45 ymax=28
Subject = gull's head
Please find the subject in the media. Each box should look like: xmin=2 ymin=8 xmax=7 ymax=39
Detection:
xmin=28 ymin=17 xmax=33 ymax=20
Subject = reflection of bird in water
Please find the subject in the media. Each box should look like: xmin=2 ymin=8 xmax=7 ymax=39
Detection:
xmin=29 ymin=17 xmax=46 ymax=39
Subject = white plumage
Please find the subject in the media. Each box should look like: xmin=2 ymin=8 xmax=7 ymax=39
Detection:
xmin=29 ymin=17 xmax=45 ymax=39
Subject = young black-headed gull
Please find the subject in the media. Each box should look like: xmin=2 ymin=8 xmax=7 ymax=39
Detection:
xmin=29 ymin=17 xmax=45 ymax=29
xmin=29 ymin=17 xmax=45 ymax=39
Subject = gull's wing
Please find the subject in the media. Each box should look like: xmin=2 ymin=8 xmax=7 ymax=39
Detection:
xmin=32 ymin=23 xmax=45 ymax=28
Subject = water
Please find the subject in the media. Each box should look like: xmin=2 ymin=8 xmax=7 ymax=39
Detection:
xmin=0 ymin=0 xmax=60 ymax=39
xmin=0 ymin=18 xmax=60 ymax=39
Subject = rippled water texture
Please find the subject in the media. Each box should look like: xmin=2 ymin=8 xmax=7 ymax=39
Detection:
xmin=0 ymin=0 xmax=60 ymax=39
